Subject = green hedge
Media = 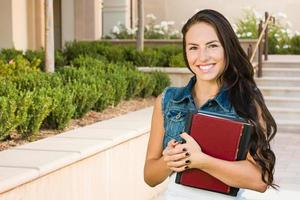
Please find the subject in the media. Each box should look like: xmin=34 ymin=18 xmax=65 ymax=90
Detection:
xmin=0 ymin=50 xmax=171 ymax=142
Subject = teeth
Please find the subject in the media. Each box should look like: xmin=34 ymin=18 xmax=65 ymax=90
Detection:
xmin=199 ymin=64 xmax=213 ymax=70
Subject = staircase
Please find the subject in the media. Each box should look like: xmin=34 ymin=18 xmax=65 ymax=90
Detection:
xmin=255 ymin=55 xmax=300 ymax=134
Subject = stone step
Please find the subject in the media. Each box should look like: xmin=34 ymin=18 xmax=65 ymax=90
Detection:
xmin=255 ymin=77 xmax=300 ymax=87
xmin=262 ymin=62 xmax=300 ymax=68
xmin=269 ymin=107 xmax=300 ymax=121
xmin=260 ymin=86 xmax=300 ymax=98
xmin=262 ymin=68 xmax=300 ymax=77
xmin=276 ymin=119 xmax=300 ymax=134
xmin=265 ymin=96 xmax=300 ymax=108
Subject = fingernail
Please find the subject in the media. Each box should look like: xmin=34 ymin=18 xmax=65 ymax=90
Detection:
xmin=182 ymin=148 xmax=187 ymax=152
xmin=185 ymin=152 xmax=190 ymax=156
xmin=185 ymin=166 xmax=189 ymax=169
xmin=185 ymin=160 xmax=190 ymax=164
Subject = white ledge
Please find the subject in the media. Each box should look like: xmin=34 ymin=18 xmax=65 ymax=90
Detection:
xmin=0 ymin=107 xmax=153 ymax=194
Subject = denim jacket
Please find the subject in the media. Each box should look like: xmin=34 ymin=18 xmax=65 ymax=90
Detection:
xmin=161 ymin=76 xmax=241 ymax=149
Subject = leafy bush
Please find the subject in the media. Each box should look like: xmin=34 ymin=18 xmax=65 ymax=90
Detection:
xmin=0 ymin=96 xmax=19 ymax=140
xmin=125 ymin=70 xmax=146 ymax=100
xmin=44 ymin=87 xmax=76 ymax=129
xmin=68 ymin=81 xmax=100 ymax=118
xmin=133 ymin=48 xmax=164 ymax=66
xmin=150 ymin=71 xmax=171 ymax=96
xmin=169 ymin=53 xmax=185 ymax=67
xmin=0 ymin=55 xmax=40 ymax=77
xmin=17 ymin=88 xmax=53 ymax=140
xmin=290 ymin=35 xmax=300 ymax=54
xmin=139 ymin=74 xmax=156 ymax=98
xmin=0 ymin=49 xmax=23 ymax=62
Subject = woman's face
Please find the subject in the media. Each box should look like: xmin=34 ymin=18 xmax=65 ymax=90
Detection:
xmin=185 ymin=22 xmax=226 ymax=84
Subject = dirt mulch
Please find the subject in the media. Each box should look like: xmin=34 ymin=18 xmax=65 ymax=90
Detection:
xmin=0 ymin=97 xmax=156 ymax=151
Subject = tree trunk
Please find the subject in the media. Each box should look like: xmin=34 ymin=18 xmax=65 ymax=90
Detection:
xmin=45 ymin=0 xmax=55 ymax=72
xmin=136 ymin=0 xmax=144 ymax=52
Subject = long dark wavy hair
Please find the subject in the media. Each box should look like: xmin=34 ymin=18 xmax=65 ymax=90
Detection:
xmin=182 ymin=9 xmax=277 ymax=189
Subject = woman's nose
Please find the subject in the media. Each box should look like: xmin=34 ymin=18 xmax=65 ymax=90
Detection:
xmin=197 ymin=47 xmax=209 ymax=62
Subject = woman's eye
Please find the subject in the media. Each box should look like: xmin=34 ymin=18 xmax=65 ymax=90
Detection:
xmin=207 ymin=44 xmax=219 ymax=48
xmin=189 ymin=46 xmax=197 ymax=50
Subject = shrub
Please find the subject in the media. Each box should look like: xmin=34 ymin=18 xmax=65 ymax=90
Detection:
xmin=0 ymin=80 xmax=29 ymax=140
xmin=125 ymin=70 xmax=146 ymax=100
xmin=0 ymin=55 xmax=40 ymax=77
xmin=44 ymin=87 xmax=76 ymax=130
xmin=0 ymin=49 xmax=23 ymax=62
xmin=169 ymin=53 xmax=185 ymax=67
xmin=0 ymin=96 xmax=19 ymax=140
xmin=151 ymin=71 xmax=171 ymax=96
xmin=133 ymin=48 xmax=164 ymax=66
xmin=63 ymin=41 xmax=110 ymax=64
xmin=290 ymin=35 xmax=300 ymax=54
xmin=93 ymin=79 xmax=115 ymax=112
xmin=17 ymin=88 xmax=53 ymax=140
xmin=139 ymin=73 xmax=156 ymax=98
xmin=68 ymin=81 xmax=100 ymax=118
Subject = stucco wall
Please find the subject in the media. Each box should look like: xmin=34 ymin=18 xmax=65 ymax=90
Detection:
xmin=145 ymin=0 xmax=300 ymax=34
xmin=0 ymin=0 xmax=13 ymax=49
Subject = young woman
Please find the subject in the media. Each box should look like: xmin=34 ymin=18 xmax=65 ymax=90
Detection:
xmin=144 ymin=9 xmax=277 ymax=200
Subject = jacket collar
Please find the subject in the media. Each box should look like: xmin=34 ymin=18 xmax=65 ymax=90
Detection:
xmin=173 ymin=76 xmax=231 ymax=112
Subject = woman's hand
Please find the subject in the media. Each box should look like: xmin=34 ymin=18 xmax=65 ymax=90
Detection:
xmin=178 ymin=132 xmax=207 ymax=169
xmin=162 ymin=139 xmax=190 ymax=172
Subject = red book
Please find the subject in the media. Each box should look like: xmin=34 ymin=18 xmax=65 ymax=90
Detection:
xmin=175 ymin=111 xmax=252 ymax=196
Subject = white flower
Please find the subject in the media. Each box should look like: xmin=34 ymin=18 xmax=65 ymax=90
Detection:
xmin=167 ymin=21 xmax=175 ymax=26
xmin=112 ymin=26 xmax=120 ymax=34
xmin=283 ymin=44 xmax=289 ymax=49
xmin=158 ymin=30 xmax=164 ymax=35
xmin=154 ymin=24 xmax=160 ymax=29
xmin=277 ymin=12 xmax=287 ymax=19
xmin=160 ymin=21 xmax=169 ymax=31
xmin=295 ymin=31 xmax=300 ymax=36
xmin=237 ymin=33 xmax=241 ymax=38
xmin=276 ymin=45 xmax=280 ymax=49
xmin=246 ymin=32 xmax=253 ymax=37
xmin=146 ymin=13 xmax=157 ymax=20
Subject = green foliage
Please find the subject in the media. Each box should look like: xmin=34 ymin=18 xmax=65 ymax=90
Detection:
xmin=44 ymin=87 xmax=76 ymax=130
xmin=0 ymin=55 xmax=41 ymax=77
xmin=0 ymin=96 xmax=19 ymax=140
xmin=235 ymin=8 xmax=258 ymax=39
xmin=63 ymin=41 xmax=111 ymax=64
xmin=0 ymin=49 xmax=23 ymax=62
xmin=169 ymin=53 xmax=185 ymax=67
xmin=68 ymin=82 xmax=99 ymax=118
xmin=139 ymin=73 xmax=156 ymax=98
xmin=133 ymin=48 xmax=164 ymax=66
xmin=17 ymin=88 xmax=52 ymax=140
xmin=106 ymin=15 xmax=181 ymax=39
xmin=150 ymin=71 xmax=171 ymax=96
xmin=290 ymin=35 xmax=300 ymax=54
xmin=125 ymin=70 xmax=146 ymax=100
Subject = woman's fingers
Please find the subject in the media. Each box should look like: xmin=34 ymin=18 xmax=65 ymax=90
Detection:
xmin=164 ymin=150 xmax=190 ymax=162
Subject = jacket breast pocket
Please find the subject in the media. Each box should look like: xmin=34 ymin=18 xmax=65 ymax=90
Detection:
xmin=164 ymin=109 xmax=187 ymax=146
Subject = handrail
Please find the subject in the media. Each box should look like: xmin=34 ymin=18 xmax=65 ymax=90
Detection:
xmin=248 ymin=12 xmax=275 ymax=77
xmin=250 ymin=13 xmax=273 ymax=63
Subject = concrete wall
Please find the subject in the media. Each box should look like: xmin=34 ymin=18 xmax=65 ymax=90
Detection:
xmin=61 ymin=0 xmax=75 ymax=45
xmin=145 ymin=0 xmax=300 ymax=34
xmin=0 ymin=0 xmax=13 ymax=49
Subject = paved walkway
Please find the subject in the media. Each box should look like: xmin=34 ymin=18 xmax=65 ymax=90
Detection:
xmin=241 ymin=132 xmax=300 ymax=199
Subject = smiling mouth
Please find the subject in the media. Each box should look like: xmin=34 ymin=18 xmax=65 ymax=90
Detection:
xmin=198 ymin=64 xmax=214 ymax=72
